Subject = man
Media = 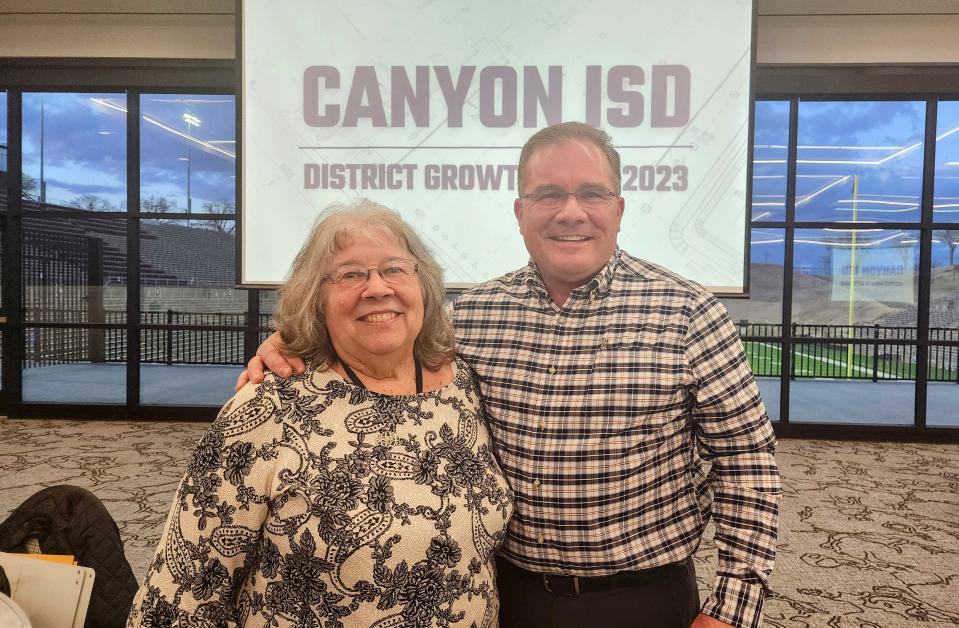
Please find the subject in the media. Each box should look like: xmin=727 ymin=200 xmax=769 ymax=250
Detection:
xmin=240 ymin=122 xmax=781 ymax=628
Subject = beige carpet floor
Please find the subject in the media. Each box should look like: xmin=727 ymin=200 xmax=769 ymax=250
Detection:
xmin=1 ymin=418 xmax=957 ymax=627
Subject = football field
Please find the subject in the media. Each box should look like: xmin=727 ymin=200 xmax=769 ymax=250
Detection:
xmin=743 ymin=341 xmax=957 ymax=381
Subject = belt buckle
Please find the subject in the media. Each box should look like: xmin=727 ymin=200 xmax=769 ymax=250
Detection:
xmin=543 ymin=573 xmax=580 ymax=596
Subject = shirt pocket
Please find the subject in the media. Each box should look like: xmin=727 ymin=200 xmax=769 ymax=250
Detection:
xmin=589 ymin=333 xmax=690 ymax=439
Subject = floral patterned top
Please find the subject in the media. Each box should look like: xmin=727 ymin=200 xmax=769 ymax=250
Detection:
xmin=128 ymin=357 xmax=513 ymax=628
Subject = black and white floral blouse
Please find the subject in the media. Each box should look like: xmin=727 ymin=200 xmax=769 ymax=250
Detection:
xmin=128 ymin=357 xmax=513 ymax=628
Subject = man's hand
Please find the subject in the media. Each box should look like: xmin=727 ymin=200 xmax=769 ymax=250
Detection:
xmin=691 ymin=613 xmax=734 ymax=628
xmin=234 ymin=331 xmax=306 ymax=391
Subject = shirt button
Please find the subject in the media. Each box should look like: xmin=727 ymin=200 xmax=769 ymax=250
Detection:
xmin=538 ymin=421 xmax=546 ymax=430
xmin=536 ymin=536 xmax=545 ymax=544
xmin=548 ymin=366 xmax=557 ymax=375
xmin=533 ymin=479 xmax=541 ymax=488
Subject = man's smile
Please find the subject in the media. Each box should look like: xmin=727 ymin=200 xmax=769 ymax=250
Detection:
xmin=550 ymin=235 xmax=592 ymax=242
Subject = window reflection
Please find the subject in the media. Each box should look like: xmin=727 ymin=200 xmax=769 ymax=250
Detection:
xmin=789 ymin=377 xmax=914 ymax=425
xmin=140 ymin=94 xmax=235 ymax=217
xmin=795 ymin=101 xmax=924 ymax=223
xmin=789 ymin=227 xmax=919 ymax=425
xmin=19 ymin=212 xmax=127 ymax=405
xmin=22 ymin=326 xmax=127 ymax=404
xmin=928 ymin=236 xmax=959 ymax=426
xmin=933 ymin=101 xmax=959 ymax=224
xmin=21 ymin=93 xmax=127 ymax=211
xmin=927 ymin=386 xmax=959 ymax=426
xmin=138 ymin=218 xmax=243 ymax=406
xmin=4 ymin=85 xmax=959 ymax=425
xmin=22 ymin=216 xmax=128 ymax=322
xmin=751 ymin=346 xmax=780 ymax=423
xmin=259 ymin=289 xmax=278 ymax=343
xmin=723 ymin=228 xmax=784 ymax=329
xmin=751 ymin=101 xmax=789 ymax=222
xmin=792 ymin=228 xmax=919 ymax=327
xmin=930 ymin=238 xmax=959 ymax=328
xmin=139 ymin=218 xmax=237 ymax=314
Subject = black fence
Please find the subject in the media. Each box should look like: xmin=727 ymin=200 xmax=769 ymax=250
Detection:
xmin=24 ymin=311 xmax=273 ymax=368
xmin=738 ymin=322 xmax=959 ymax=383
xmin=21 ymin=316 xmax=959 ymax=383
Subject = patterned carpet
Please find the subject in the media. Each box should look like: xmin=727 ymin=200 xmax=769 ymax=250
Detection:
xmin=1 ymin=418 xmax=957 ymax=627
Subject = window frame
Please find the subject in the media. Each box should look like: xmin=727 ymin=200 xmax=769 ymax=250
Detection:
xmin=1 ymin=58 xmax=255 ymax=420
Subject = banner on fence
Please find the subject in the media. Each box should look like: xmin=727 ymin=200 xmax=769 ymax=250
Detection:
xmin=831 ymin=245 xmax=915 ymax=304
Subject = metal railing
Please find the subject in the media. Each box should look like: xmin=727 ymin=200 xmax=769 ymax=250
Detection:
xmin=24 ymin=311 xmax=273 ymax=368
xmin=21 ymin=315 xmax=959 ymax=383
xmin=738 ymin=322 xmax=958 ymax=383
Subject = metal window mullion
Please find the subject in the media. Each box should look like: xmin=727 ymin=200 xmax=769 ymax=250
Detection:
xmin=3 ymin=88 xmax=24 ymax=407
xmin=779 ymin=96 xmax=799 ymax=425
xmin=245 ymin=288 xmax=259 ymax=366
xmin=915 ymin=99 xmax=937 ymax=429
xmin=127 ymin=89 xmax=141 ymax=408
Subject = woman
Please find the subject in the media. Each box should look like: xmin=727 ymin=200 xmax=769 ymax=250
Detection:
xmin=128 ymin=200 xmax=514 ymax=627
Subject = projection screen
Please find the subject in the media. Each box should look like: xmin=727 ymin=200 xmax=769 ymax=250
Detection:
xmin=239 ymin=0 xmax=756 ymax=292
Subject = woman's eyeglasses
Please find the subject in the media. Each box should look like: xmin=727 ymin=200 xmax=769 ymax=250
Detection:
xmin=322 ymin=258 xmax=419 ymax=288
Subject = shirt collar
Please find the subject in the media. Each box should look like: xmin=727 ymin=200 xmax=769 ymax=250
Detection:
xmin=523 ymin=249 xmax=620 ymax=303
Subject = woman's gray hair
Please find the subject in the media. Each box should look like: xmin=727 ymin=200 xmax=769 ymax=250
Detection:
xmin=273 ymin=199 xmax=456 ymax=370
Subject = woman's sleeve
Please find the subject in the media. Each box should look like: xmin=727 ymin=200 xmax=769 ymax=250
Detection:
xmin=127 ymin=378 xmax=282 ymax=627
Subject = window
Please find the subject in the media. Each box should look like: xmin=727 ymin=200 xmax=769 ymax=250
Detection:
xmin=743 ymin=93 xmax=955 ymax=430
xmin=22 ymin=93 xmax=127 ymax=210
xmin=140 ymin=94 xmax=235 ymax=216
xmin=751 ymin=100 xmax=790 ymax=222
xmin=19 ymin=93 xmax=129 ymax=404
xmin=795 ymin=101 xmax=925 ymax=224
xmin=928 ymin=100 xmax=959 ymax=427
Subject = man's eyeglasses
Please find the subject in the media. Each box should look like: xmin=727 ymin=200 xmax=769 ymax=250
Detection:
xmin=322 ymin=258 xmax=419 ymax=288
xmin=520 ymin=186 xmax=619 ymax=209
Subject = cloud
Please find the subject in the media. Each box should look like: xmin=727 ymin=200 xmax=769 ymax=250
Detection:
xmin=798 ymin=101 xmax=925 ymax=147
xmin=18 ymin=92 xmax=235 ymax=206
xmin=754 ymin=100 xmax=790 ymax=145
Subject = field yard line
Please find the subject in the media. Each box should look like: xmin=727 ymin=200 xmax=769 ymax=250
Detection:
xmin=752 ymin=341 xmax=897 ymax=378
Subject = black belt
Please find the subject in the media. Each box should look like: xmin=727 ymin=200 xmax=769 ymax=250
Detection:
xmin=497 ymin=557 xmax=681 ymax=597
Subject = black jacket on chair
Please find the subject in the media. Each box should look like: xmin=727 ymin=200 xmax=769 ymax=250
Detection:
xmin=0 ymin=485 xmax=138 ymax=628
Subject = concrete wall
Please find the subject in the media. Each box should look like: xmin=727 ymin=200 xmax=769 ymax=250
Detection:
xmin=135 ymin=286 xmax=248 ymax=315
xmin=2 ymin=0 xmax=959 ymax=63
xmin=24 ymin=285 xmax=251 ymax=316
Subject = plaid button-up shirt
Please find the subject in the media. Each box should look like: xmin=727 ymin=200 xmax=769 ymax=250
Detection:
xmin=451 ymin=250 xmax=781 ymax=628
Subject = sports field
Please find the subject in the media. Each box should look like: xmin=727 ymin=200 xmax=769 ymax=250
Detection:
xmin=743 ymin=341 xmax=958 ymax=381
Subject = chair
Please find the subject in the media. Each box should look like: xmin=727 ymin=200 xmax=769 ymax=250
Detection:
xmin=0 ymin=485 xmax=137 ymax=628
xmin=0 ymin=552 xmax=94 ymax=628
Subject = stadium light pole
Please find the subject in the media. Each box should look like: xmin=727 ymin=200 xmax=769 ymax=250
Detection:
xmin=182 ymin=111 xmax=202 ymax=222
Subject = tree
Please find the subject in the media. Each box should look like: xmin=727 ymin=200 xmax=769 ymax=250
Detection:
xmin=69 ymin=194 xmax=115 ymax=211
xmin=936 ymin=229 xmax=959 ymax=266
xmin=21 ymin=174 xmax=39 ymax=200
xmin=201 ymin=199 xmax=235 ymax=234
xmin=140 ymin=195 xmax=179 ymax=213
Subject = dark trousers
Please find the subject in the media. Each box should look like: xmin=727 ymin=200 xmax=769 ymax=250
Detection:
xmin=496 ymin=557 xmax=700 ymax=628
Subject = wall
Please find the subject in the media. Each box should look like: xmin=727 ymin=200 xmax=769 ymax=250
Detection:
xmin=2 ymin=0 xmax=959 ymax=63
xmin=0 ymin=0 xmax=235 ymax=59
xmin=758 ymin=0 xmax=959 ymax=63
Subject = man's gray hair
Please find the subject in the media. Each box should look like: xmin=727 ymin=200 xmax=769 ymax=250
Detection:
xmin=517 ymin=121 xmax=622 ymax=194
